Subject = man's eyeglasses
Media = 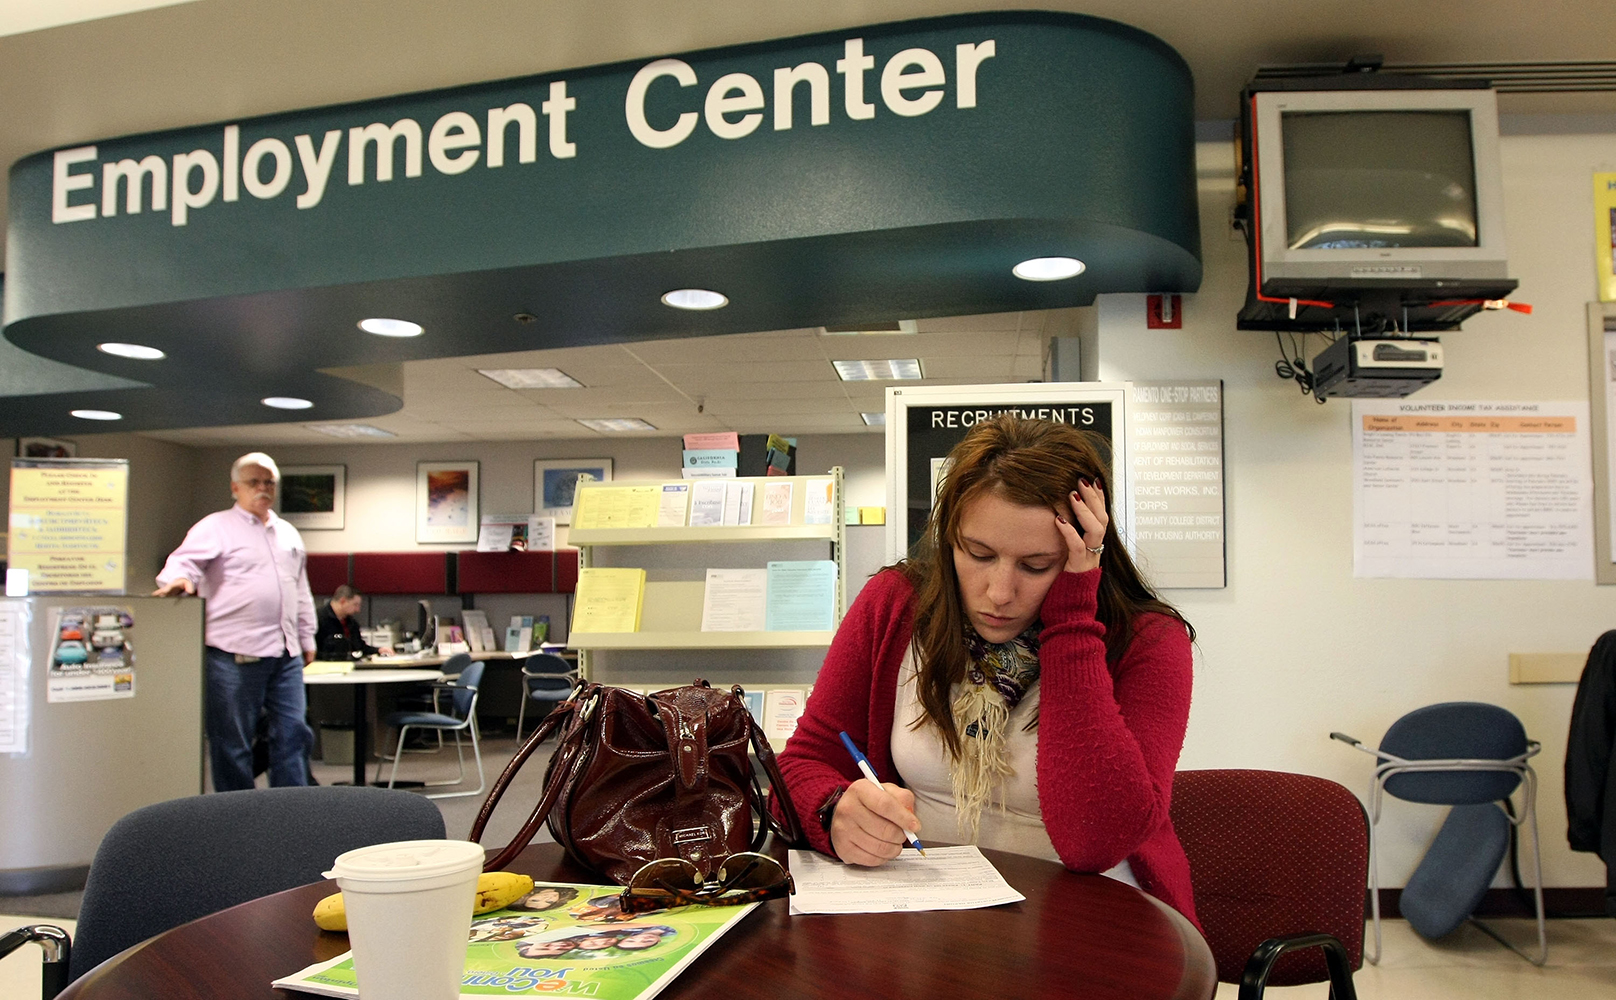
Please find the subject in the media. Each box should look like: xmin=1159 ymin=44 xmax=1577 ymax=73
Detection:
xmin=237 ymin=477 xmax=276 ymax=489
xmin=618 ymin=853 xmax=794 ymax=914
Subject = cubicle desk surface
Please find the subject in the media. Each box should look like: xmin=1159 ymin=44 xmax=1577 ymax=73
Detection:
xmin=55 ymin=843 xmax=1215 ymax=1000
xmin=301 ymin=665 xmax=444 ymax=788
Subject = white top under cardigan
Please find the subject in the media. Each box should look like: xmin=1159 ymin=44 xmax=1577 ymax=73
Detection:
xmin=888 ymin=653 xmax=1139 ymax=888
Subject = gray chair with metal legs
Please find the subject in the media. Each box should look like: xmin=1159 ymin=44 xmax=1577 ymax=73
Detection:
xmin=384 ymin=658 xmax=485 ymax=798
xmin=515 ymin=651 xmax=578 ymax=742
xmin=1333 ymin=701 xmax=1545 ymax=966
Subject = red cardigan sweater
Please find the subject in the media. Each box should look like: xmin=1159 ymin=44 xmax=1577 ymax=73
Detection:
xmin=773 ymin=567 xmax=1199 ymax=926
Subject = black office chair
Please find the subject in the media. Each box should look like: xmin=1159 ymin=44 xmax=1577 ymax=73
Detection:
xmin=384 ymin=659 xmax=485 ymax=798
xmin=66 ymin=785 xmax=444 ymax=982
xmin=515 ymin=651 xmax=578 ymax=741
xmin=1334 ymin=701 xmax=1545 ymax=966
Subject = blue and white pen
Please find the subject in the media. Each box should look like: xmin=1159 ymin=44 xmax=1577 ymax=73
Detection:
xmin=839 ymin=731 xmax=926 ymax=856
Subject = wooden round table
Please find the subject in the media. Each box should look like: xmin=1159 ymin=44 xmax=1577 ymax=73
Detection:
xmin=57 ymin=843 xmax=1215 ymax=1000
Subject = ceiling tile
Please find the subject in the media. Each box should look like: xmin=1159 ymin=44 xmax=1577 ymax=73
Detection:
xmin=915 ymin=312 xmax=1027 ymax=334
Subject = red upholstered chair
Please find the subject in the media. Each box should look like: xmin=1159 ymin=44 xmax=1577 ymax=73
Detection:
xmin=1171 ymin=769 xmax=1369 ymax=1000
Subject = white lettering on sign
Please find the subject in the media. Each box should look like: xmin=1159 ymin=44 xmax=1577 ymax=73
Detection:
xmin=46 ymin=34 xmax=995 ymax=226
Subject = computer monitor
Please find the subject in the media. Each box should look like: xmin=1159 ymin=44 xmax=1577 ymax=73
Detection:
xmin=1237 ymin=80 xmax=1516 ymax=332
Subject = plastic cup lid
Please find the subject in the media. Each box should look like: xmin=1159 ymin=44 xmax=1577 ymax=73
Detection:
xmin=324 ymin=839 xmax=486 ymax=882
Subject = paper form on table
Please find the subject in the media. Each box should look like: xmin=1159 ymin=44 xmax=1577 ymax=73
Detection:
xmin=786 ymin=846 xmax=1025 ymax=914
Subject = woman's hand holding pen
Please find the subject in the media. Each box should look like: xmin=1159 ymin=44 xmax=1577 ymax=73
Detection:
xmin=830 ymin=780 xmax=923 ymax=866
xmin=1054 ymin=478 xmax=1109 ymax=574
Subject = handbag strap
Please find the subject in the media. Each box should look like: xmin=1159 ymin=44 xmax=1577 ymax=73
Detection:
xmin=735 ymin=685 xmax=804 ymax=846
xmin=472 ymin=680 xmax=599 ymax=872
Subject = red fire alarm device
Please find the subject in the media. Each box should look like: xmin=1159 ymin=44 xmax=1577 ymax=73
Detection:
xmin=1146 ymin=294 xmax=1183 ymax=329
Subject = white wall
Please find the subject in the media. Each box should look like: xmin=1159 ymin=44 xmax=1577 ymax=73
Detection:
xmin=1094 ymin=131 xmax=1616 ymax=888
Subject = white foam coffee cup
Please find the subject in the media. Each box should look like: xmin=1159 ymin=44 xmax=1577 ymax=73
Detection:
xmin=325 ymin=839 xmax=486 ymax=1000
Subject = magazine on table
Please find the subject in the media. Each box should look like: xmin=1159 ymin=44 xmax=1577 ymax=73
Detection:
xmin=273 ymin=880 xmax=759 ymax=1000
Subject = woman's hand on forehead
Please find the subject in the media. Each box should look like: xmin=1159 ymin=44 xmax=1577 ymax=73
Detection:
xmin=1054 ymin=479 xmax=1107 ymax=573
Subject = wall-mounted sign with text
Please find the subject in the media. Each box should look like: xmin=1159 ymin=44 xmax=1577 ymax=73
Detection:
xmin=1125 ymin=380 xmax=1226 ymax=589
xmin=7 ymin=459 xmax=130 ymax=595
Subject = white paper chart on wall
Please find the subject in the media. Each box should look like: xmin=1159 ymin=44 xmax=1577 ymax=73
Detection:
xmin=1352 ymin=400 xmax=1593 ymax=580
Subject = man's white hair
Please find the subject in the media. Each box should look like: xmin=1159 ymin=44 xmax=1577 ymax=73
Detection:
xmin=231 ymin=452 xmax=281 ymax=483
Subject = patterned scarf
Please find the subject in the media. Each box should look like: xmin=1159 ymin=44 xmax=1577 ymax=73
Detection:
xmin=948 ymin=622 xmax=1042 ymax=841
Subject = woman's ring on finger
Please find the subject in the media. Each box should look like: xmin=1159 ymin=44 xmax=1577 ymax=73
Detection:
xmin=1086 ymin=543 xmax=1104 ymax=556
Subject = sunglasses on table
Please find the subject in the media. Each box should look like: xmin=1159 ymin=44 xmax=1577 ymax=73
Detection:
xmin=618 ymin=852 xmax=794 ymax=915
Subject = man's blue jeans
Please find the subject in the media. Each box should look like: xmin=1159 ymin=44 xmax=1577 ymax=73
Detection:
xmin=204 ymin=646 xmax=313 ymax=791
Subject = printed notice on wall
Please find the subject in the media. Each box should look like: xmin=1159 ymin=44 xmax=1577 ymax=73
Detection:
xmin=1126 ymin=381 xmax=1225 ymax=588
xmin=0 ymin=602 xmax=30 ymax=754
xmin=8 ymin=459 xmax=129 ymax=594
xmin=46 ymin=606 xmax=136 ymax=702
xmin=1352 ymin=400 xmax=1593 ymax=579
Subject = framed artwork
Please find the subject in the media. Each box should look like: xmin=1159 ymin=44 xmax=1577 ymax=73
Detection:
xmin=276 ymin=464 xmax=345 ymax=530
xmin=534 ymin=458 xmax=612 ymax=524
xmin=17 ymin=437 xmax=76 ymax=458
xmin=417 ymin=461 xmax=480 ymax=544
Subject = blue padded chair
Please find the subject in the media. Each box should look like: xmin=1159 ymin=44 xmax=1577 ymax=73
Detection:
xmin=515 ymin=651 xmax=578 ymax=742
xmin=1333 ymin=702 xmax=1545 ymax=966
xmin=62 ymin=786 xmax=444 ymax=983
xmin=384 ymin=658 xmax=485 ymax=798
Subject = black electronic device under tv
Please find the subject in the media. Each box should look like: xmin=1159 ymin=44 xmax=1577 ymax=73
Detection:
xmin=1234 ymin=73 xmax=1517 ymax=333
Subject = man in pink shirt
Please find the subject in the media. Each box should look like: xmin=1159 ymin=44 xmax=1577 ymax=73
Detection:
xmin=155 ymin=452 xmax=318 ymax=791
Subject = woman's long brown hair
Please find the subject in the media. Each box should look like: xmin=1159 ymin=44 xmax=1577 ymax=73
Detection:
xmin=899 ymin=414 xmax=1194 ymax=758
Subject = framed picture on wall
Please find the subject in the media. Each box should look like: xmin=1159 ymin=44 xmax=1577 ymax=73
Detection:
xmin=534 ymin=459 xmax=612 ymax=524
xmin=17 ymin=437 xmax=76 ymax=458
xmin=276 ymin=464 xmax=345 ymax=530
xmin=417 ymin=461 xmax=480 ymax=544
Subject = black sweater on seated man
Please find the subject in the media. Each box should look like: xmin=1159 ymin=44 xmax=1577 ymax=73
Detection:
xmin=314 ymin=584 xmax=387 ymax=661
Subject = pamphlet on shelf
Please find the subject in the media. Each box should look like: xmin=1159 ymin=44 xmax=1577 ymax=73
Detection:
xmin=762 ymin=688 xmax=807 ymax=740
xmin=721 ymin=482 xmax=751 ymax=526
xmin=688 ymin=481 xmax=726 ymax=526
xmin=681 ymin=467 xmax=736 ymax=479
xmin=684 ymin=431 xmax=741 ymax=451
xmin=764 ymin=560 xmax=836 ymax=631
xmin=476 ymin=520 xmax=515 ymax=551
xmin=504 ymin=626 xmax=532 ymax=654
xmin=526 ymin=516 xmax=556 ymax=551
xmin=656 ymin=484 xmax=690 ymax=527
xmin=700 ymin=568 xmax=768 ymax=631
xmin=273 ymin=879 xmax=761 ymax=1000
xmin=463 ymin=611 xmax=491 ymax=652
xmin=759 ymin=481 xmax=792 ymax=526
xmin=786 ymin=846 xmax=1025 ymax=915
xmin=573 ymin=486 xmax=660 ymax=530
xmin=479 ymin=627 xmax=498 ymax=651
xmin=741 ymin=689 xmax=765 ymax=720
xmin=683 ymin=448 xmax=739 ymax=470
xmin=736 ymin=482 xmax=755 ymax=525
xmin=572 ymin=568 xmax=646 ymax=633
xmin=803 ymin=478 xmax=835 ymax=525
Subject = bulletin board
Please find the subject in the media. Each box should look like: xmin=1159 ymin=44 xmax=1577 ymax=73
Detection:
xmin=883 ymin=383 xmax=1131 ymax=563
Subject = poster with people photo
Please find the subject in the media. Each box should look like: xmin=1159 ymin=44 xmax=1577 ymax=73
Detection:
xmin=276 ymin=880 xmax=759 ymax=999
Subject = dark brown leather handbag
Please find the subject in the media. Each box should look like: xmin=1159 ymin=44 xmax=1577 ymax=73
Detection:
xmin=470 ymin=680 xmax=803 ymax=884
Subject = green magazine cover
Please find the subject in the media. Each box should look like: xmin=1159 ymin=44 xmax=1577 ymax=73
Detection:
xmin=273 ymin=881 xmax=759 ymax=999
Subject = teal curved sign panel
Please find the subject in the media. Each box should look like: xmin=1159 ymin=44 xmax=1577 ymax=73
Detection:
xmin=2 ymin=11 xmax=1199 ymax=434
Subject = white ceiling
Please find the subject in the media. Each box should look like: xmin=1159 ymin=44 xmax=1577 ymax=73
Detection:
xmin=4 ymin=0 xmax=1612 ymax=444
xmin=142 ymin=311 xmax=1064 ymax=445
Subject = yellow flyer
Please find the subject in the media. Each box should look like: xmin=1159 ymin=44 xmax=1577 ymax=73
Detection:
xmin=8 ymin=459 xmax=129 ymax=594
xmin=1597 ymin=172 xmax=1616 ymax=303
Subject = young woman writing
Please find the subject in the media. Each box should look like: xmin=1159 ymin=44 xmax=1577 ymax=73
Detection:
xmin=774 ymin=415 xmax=1198 ymax=923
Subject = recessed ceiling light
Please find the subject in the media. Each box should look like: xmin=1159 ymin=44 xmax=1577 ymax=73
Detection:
xmin=821 ymin=320 xmax=918 ymax=336
xmin=478 ymin=368 xmax=585 ymax=389
xmin=71 ymin=409 xmax=122 ymax=421
xmin=306 ymin=423 xmax=396 ymax=438
xmin=576 ymin=417 xmax=657 ymax=432
xmin=358 ymin=317 xmax=424 ymax=337
xmin=832 ymin=359 xmax=923 ymax=382
xmin=96 ymin=342 xmax=165 ymax=360
xmin=262 ymin=397 xmax=314 ymax=410
xmin=861 ymin=412 xmax=887 ymax=426
xmin=1012 ymin=256 xmax=1086 ymax=281
xmin=660 ymin=288 xmax=728 ymax=311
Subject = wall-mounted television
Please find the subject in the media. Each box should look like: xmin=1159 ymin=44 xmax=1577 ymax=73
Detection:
xmin=1236 ymin=77 xmax=1517 ymax=332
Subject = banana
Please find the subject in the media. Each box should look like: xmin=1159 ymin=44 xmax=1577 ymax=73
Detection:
xmin=312 ymin=872 xmax=537 ymax=932
xmin=474 ymin=871 xmax=536 ymax=914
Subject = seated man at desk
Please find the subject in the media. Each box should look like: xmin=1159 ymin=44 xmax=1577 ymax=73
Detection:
xmin=316 ymin=585 xmax=394 ymax=661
